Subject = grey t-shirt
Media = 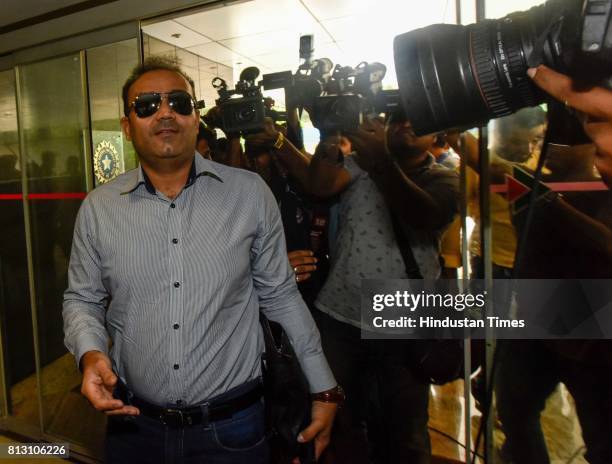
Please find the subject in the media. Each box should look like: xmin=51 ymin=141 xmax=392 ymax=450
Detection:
xmin=316 ymin=154 xmax=459 ymax=328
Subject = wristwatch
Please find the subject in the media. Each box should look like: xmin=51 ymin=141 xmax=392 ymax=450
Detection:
xmin=311 ymin=385 xmax=345 ymax=406
xmin=273 ymin=131 xmax=285 ymax=150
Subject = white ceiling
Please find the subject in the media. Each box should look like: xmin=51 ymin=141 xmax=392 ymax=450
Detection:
xmin=142 ymin=0 xmax=459 ymax=89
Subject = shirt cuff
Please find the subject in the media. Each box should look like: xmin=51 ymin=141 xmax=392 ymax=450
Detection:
xmin=300 ymin=353 xmax=337 ymax=393
xmin=73 ymin=332 xmax=109 ymax=371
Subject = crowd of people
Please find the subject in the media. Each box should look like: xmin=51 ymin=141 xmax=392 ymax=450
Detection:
xmin=62 ymin=55 xmax=612 ymax=464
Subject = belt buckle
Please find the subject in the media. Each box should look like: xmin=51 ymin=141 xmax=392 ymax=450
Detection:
xmin=161 ymin=409 xmax=191 ymax=427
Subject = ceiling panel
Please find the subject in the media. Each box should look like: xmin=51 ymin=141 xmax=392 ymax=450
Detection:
xmin=175 ymin=0 xmax=327 ymax=41
xmin=300 ymin=0 xmax=377 ymax=20
xmin=186 ymin=42 xmax=244 ymax=64
xmin=219 ymin=23 xmax=332 ymax=58
xmin=142 ymin=20 xmax=212 ymax=48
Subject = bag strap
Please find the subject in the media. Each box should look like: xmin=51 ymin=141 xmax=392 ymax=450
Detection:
xmin=390 ymin=214 xmax=422 ymax=279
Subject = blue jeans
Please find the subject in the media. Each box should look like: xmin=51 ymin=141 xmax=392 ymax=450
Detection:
xmin=105 ymin=391 xmax=268 ymax=464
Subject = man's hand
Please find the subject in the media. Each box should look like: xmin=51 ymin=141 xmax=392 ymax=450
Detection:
xmin=288 ymin=250 xmax=317 ymax=283
xmin=346 ymin=118 xmax=389 ymax=172
xmin=201 ymin=106 xmax=223 ymax=131
xmin=295 ymin=401 xmax=338 ymax=461
xmin=244 ymin=117 xmax=279 ymax=151
xmin=80 ymin=350 xmax=139 ymax=416
xmin=527 ymin=65 xmax=612 ymax=187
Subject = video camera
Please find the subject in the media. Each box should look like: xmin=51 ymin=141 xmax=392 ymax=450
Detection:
xmin=210 ymin=67 xmax=287 ymax=135
xmin=393 ymin=0 xmax=612 ymax=135
xmin=262 ymin=35 xmax=401 ymax=137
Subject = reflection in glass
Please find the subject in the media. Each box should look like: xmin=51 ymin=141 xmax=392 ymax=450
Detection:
xmin=18 ymin=54 xmax=103 ymax=454
xmin=0 ymin=69 xmax=37 ymax=425
xmin=87 ymin=39 xmax=139 ymax=184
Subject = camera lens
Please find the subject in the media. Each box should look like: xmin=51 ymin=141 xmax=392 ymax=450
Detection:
xmin=393 ymin=0 xmax=580 ymax=135
xmin=236 ymin=105 xmax=256 ymax=122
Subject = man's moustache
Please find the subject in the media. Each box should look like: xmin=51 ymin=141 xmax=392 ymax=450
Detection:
xmin=153 ymin=121 xmax=180 ymax=133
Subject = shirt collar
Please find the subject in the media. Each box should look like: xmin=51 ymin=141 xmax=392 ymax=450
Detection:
xmin=121 ymin=152 xmax=223 ymax=195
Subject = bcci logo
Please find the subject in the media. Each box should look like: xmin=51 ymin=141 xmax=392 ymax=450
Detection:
xmin=93 ymin=140 xmax=120 ymax=183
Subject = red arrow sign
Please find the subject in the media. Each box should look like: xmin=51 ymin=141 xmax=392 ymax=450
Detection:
xmin=505 ymin=175 xmax=531 ymax=202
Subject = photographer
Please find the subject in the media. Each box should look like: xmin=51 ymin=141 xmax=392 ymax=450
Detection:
xmin=200 ymin=105 xmax=247 ymax=168
xmin=308 ymin=114 xmax=459 ymax=464
xmin=245 ymin=118 xmax=332 ymax=309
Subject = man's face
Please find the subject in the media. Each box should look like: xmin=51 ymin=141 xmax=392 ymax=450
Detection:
xmin=495 ymin=124 xmax=545 ymax=162
xmin=121 ymin=70 xmax=199 ymax=167
xmin=386 ymin=119 xmax=435 ymax=157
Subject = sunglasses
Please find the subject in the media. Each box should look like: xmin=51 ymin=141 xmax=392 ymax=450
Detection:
xmin=128 ymin=91 xmax=197 ymax=118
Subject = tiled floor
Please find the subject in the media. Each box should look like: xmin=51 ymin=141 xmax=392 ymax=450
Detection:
xmin=3 ymin=353 xmax=589 ymax=463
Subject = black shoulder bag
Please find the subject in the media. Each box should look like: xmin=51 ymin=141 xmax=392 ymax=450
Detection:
xmin=260 ymin=314 xmax=316 ymax=464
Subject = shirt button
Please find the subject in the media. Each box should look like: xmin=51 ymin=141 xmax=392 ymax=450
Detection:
xmin=170 ymin=203 xmax=176 ymax=208
xmin=172 ymin=238 xmax=178 ymax=244
xmin=173 ymin=282 xmax=180 ymax=288
xmin=173 ymin=364 xmax=179 ymax=370
xmin=173 ymin=323 xmax=180 ymax=329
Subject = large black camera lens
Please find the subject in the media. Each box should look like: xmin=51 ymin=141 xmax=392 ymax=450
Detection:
xmin=312 ymin=94 xmax=364 ymax=135
xmin=393 ymin=0 xmax=583 ymax=135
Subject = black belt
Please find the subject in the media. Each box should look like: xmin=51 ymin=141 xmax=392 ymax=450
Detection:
xmin=128 ymin=384 xmax=263 ymax=428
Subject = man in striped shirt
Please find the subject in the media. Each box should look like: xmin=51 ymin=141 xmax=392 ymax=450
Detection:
xmin=63 ymin=57 xmax=340 ymax=463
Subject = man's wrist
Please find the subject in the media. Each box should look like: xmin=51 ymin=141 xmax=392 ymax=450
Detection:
xmin=79 ymin=350 xmax=106 ymax=372
xmin=311 ymin=385 xmax=345 ymax=405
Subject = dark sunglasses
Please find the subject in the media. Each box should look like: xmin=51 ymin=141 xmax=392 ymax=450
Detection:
xmin=128 ymin=91 xmax=197 ymax=118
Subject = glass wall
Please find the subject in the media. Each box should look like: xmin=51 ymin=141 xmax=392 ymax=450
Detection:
xmin=479 ymin=2 xmax=605 ymax=463
xmin=17 ymin=51 xmax=92 ymax=446
xmin=0 ymin=69 xmax=37 ymax=426
xmin=0 ymin=36 xmax=140 ymax=459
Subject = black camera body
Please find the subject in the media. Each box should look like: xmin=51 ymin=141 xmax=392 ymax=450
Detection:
xmin=393 ymin=0 xmax=612 ymax=135
xmin=212 ymin=67 xmax=275 ymax=135
xmin=217 ymin=94 xmax=266 ymax=135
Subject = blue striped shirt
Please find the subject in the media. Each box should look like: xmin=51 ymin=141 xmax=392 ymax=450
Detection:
xmin=63 ymin=152 xmax=335 ymax=406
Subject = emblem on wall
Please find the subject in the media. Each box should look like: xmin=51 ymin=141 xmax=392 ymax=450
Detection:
xmin=93 ymin=140 xmax=120 ymax=184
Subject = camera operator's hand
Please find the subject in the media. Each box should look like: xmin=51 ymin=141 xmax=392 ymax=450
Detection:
xmin=202 ymin=106 xmax=224 ymax=132
xmin=347 ymin=118 xmax=390 ymax=172
xmin=527 ymin=65 xmax=612 ymax=187
xmin=243 ymin=117 xmax=279 ymax=151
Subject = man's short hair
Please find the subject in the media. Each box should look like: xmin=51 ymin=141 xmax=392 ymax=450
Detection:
xmin=122 ymin=56 xmax=197 ymax=117
xmin=494 ymin=106 xmax=546 ymax=141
